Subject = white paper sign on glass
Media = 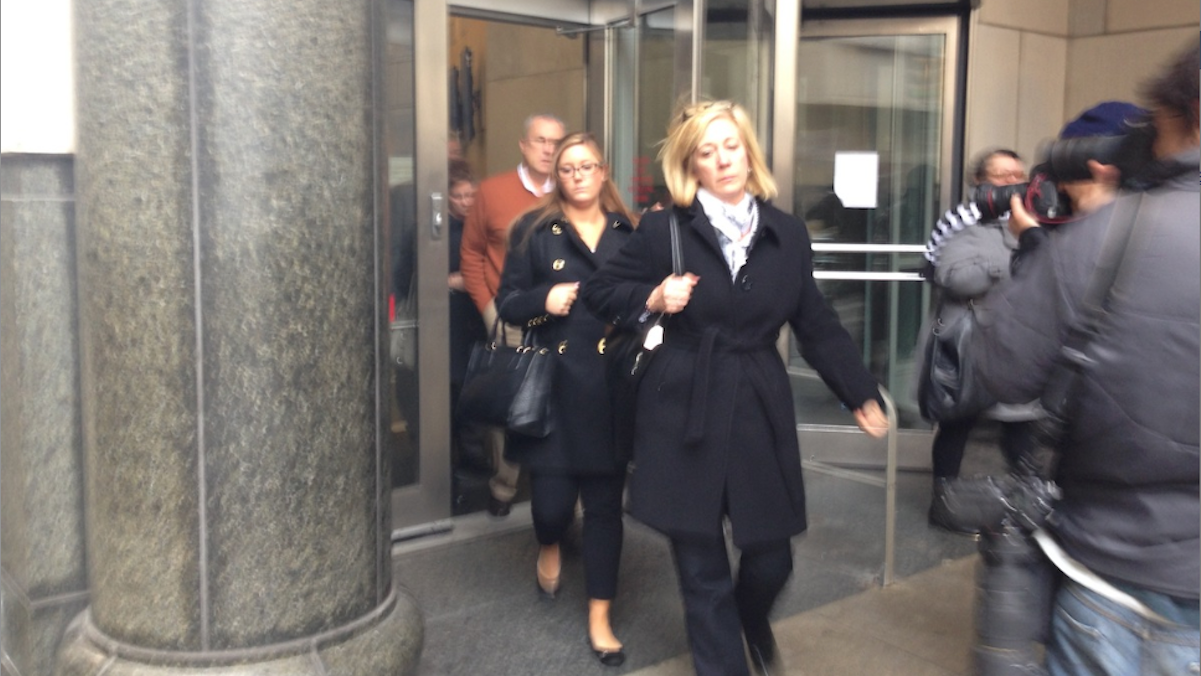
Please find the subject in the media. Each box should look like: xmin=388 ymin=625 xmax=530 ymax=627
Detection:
xmin=833 ymin=151 xmax=879 ymax=209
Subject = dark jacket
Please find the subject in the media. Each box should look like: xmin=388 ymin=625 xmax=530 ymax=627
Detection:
xmin=449 ymin=213 xmax=487 ymax=384
xmin=496 ymin=211 xmax=635 ymax=476
xmin=971 ymin=149 xmax=1200 ymax=600
xmin=581 ymin=200 xmax=881 ymax=547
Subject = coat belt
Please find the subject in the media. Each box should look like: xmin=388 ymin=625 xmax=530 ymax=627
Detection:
xmin=666 ymin=328 xmax=783 ymax=447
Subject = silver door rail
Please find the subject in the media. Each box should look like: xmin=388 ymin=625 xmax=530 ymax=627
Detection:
xmin=813 ymin=271 xmax=925 ymax=281
xmin=811 ymin=243 xmax=928 ymax=253
xmin=800 ymin=385 xmax=900 ymax=587
xmin=881 ymin=385 xmax=898 ymax=587
xmin=810 ymin=244 xmax=928 ymax=281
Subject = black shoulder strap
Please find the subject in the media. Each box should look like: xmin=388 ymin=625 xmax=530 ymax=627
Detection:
xmin=1063 ymin=193 xmax=1143 ymax=353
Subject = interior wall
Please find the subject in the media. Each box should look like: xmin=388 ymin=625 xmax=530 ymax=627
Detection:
xmin=965 ymin=0 xmax=1197 ymax=186
xmin=449 ymin=18 xmax=586 ymax=179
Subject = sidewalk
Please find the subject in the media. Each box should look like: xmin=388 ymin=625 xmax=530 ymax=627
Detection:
xmin=392 ymin=452 xmax=996 ymax=675
xmin=627 ymin=555 xmax=976 ymax=676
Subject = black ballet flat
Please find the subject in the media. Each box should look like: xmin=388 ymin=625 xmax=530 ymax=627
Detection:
xmin=746 ymin=627 xmax=778 ymax=676
xmin=588 ymin=638 xmax=626 ymax=667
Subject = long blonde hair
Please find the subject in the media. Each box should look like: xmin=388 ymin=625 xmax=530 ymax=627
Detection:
xmin=516 ymin=132 xmax=638 ymax=250
xmin=658 ymin=99 xmax=777 ymax=207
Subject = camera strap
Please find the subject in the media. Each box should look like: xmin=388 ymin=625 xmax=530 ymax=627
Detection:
xmin=1032 ymin=529 xmax=1174 ymax=626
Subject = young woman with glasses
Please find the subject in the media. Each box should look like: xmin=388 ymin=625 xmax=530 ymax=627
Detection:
xmin=496 ymin=132 xmax=639 ymax=667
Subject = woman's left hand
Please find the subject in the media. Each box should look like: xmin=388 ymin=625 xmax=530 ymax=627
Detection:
xmin=546 ymin=282 xmax=580 ymax=316
xmin=853 ymin=399 xmax=889 ymax=438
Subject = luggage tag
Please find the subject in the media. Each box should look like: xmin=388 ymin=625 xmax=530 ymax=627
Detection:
xmin=643 ymin=323 xmax=664 ymax=350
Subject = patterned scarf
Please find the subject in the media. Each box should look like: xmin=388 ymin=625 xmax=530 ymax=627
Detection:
xmin=697 ymin=188 xmax=759 ymax=279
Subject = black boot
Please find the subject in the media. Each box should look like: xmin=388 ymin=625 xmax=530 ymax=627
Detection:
xmin=928 ymin=477 xmax=980 ymax=535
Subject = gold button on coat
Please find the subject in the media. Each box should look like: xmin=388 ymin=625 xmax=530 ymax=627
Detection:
xmin=558 ymin=341 xmax=568 ymax=354
xmin=551 ymin=224 xmax=564 ymax=235
xmin=552 ymin=259 xmax=565 ymax=271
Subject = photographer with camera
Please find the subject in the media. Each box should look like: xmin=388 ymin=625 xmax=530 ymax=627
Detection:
xmin=920 ymin=148 xmax=1042 ymax=535
xmin=970 ymin=43 xmax=1200 ymax=676
xmin=921 ymin=102 xmax=1150 ymax=536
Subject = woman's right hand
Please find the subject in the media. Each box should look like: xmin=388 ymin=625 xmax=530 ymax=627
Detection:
xmin=546 ymin=282 xmax=580 ymax=316
xmin=646 ymin=273 xmax=700 ymax=314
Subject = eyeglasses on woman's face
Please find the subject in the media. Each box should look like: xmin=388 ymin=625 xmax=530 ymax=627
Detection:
xmin=558 ymin=161 xmax=600 ymax=178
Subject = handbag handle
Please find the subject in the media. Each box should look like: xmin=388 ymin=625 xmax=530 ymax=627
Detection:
xmin=669 ymin=209 xmax=684 ymax=276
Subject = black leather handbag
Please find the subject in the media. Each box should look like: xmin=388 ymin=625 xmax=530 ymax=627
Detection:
xmin=457 ymin=322 xmax=555 ymax=438
xmin=918 ymin=298 xmax=996 ymax=424
xmin=603 ymin=210 xmax=683 ymax=458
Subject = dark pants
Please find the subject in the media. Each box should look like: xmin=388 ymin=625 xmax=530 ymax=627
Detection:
xmin=932 ymin=417 xmax=1037 ymax=478
xmin=529 ymin=471 xmax=625 ymax=600
xmin=669 ymin=534 xmax=793 ymax=676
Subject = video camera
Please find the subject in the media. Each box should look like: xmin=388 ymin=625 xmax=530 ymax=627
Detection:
xmin=969 ymin=116 xmax=1158 ymax=222
xmin=935 ymin=474 xmax=1062 ymax=676
xmin=932 ymin=474 xmax=1059 ymax=534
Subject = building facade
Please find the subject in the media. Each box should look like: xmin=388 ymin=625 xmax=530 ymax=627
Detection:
xmin=1 ymin=0 xmax=1197 ymax=674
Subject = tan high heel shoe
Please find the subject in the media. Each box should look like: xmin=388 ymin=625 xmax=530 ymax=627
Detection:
xmin=536 ymin=544 xmax=560 ymax=600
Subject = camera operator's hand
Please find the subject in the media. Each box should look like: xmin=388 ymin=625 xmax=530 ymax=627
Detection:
xmin=1088 ymin=159 xmax=1121 ymax=189
xmin=1007 ymin=194 xmax=1041 ymax=238
xmin=853 ymin=399 xmax=889 ymax=439
xmin=1057 ymin=160 xmax=1122 ymax=216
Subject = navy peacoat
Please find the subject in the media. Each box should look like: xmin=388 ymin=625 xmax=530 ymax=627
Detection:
xmin=496 ymin=211 xmax=635 ymax=476
xmin=581 ymin=200 xmax=881 ymax=547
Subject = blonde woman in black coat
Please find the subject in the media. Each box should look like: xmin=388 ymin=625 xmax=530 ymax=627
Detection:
xmin=581 ymin=101 xmax=889 ymax=676
xmin=496 ymin=132 xmax=637 ymax=667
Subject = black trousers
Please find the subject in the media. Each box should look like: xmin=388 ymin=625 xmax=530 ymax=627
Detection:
xmin=529 ymin=471 xmax=625 ymax=600
xmin=931 ymin=417 xmax=1037 ymax=478
xmin=669 ymin=534 xmax=793 ymax=676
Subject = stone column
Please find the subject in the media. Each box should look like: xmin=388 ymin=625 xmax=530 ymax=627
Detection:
xmin=53 ymin=0 xmax=421 ymax=672
xmin=1 ymin=155 xmax=90 ymax=676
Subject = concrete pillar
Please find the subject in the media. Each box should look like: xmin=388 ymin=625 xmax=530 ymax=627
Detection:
xmin=52 ymin=0 xmax=421 ymax=672
xmin=1 ymin=154 xmax=90 ymax=676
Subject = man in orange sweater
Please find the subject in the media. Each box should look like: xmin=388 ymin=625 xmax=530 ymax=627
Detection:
xmin=461 ymin=112 xmax=565 ymax=517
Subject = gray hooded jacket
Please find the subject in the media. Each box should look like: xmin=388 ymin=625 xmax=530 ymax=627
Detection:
xmin=925 ymin=208 xmax=1041 ymax=421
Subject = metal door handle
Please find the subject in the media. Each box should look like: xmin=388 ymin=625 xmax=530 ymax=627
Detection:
xmin=430 ymin=192 xmax=443 ymax=240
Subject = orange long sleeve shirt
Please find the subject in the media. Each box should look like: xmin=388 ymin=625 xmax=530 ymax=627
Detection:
xmin=459 ymin=169 xmax=542 ymax=313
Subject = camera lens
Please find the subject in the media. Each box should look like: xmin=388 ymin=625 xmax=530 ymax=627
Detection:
xmin=968 ymin=182 xmax=1028 ymax=220
xmin=1046 ymin=136 xmax=1125 ymax=182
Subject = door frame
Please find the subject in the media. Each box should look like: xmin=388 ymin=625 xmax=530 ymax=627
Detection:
xmin=391 ymin=0 xmax=603 ymax=537
xmin=785 ymin=13 xmax=966 ymax=470
xmin=389 ymin=0 xmax=453 ymax=535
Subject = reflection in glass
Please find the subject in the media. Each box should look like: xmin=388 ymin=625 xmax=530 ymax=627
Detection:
xmin=702 ymin=0 xmax=773 ymax=134
xmin=384 ymin=0 xmax=419 ymax=489
xmin=792 ymin=33 xmax=943 ymax=427
xmin=632 ymin=7 xmax=676 ymax=212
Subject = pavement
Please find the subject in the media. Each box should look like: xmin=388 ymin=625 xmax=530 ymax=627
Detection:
xmin=391 ymin=429 xmax=1011 ymax=675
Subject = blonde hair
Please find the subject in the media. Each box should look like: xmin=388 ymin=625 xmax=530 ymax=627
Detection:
xmin=516 ymin=132 xmax=638 ymax=250
xmin=658 ymin=99 xmax=777 ymax=207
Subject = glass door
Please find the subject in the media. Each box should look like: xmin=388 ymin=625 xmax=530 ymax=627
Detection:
xmin=388 ymin=0 xmax=596 ymax=535
xmin=385 ymin=0 xmax=453 ymax=534
xmin=609 ymin=1 xmax=774 ymax=211
xmin=791 ymin=15 xmax=961 ymax=468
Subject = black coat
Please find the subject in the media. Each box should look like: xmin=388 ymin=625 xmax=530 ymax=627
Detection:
xmin=581 ymin=201 xmax=880 ymax=547
xmin=449 ymin=213 xmax=487 ymax=384
xmin=496 ymin=211 xmax=635 ymax=476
